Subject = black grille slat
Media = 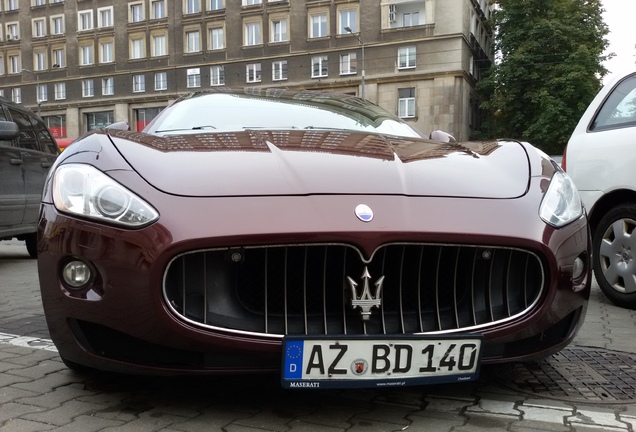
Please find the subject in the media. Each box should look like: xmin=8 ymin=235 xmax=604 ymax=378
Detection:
xmin=163 ymin=244 xmax=545 ymax=336
xmin=264 ymin=250 xmax=268 ymax=333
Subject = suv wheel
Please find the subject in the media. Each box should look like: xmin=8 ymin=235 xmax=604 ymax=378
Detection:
xmin=593 ymin=204 xmax=636 ymax=309
xmin=24 ymin=234 xmax=37 ymax=259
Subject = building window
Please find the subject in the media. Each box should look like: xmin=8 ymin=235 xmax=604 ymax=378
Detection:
xmin=51 ymin=16 xmax=64 ymax=35
xmin=54 ymin=83 xmax=66 ymax=100
xmin=100 ymin=41 xmax=114 ymax=63
xmin=340 ymin=53 xmax=357 ymax=75
xmin=86 ymin=111 xmax=114 ymax=131
xmin=11 ymin=88 xmax=21 ymax=104
xmin=129 ymin=2 xmax=144 ymax=23
xmin=0 ymin=57 xmax=3 ymax=76
xmin=155 ymin=72 xmax=167 ymax=90
xmin=32 ymin=0 xmax=45 ymax=6
xmin=33 ymin=18 xmax=46 ymax=38
xmin=209 ymin=0 xmax=223 ymax=10
xmin=43 ymin=115 xmax=67 ymax=139
xmin=398 ymin=46 xmax=416 ymax=69
xmin=34 ymin=52 xmax=46 ymax=71
xmin=78 ymin=10 xmax=93 ymax=31
xmin=6 ymin=0 xmax=18 ymax=11
xmin=398 ymin=88 xmax=415 ymax=118
xmin=270 ymin=18 xmax=287 ymax=43
xmin=338 ymin=8 xmax=357 ymax=34
xmin=386 ymin=4 xmax=426 ymax=30
xmin=98 ymin=7 xmax=114 ymax=28
xmin=151 ymin=34 xmax=167 ymax=57
xmin=52 ymin=48 xmax=65 ymax=68
xmin=403 ymin=12 xmax=419 ymax=27
xmin=272 ymin=60 xmax=287 ymax=81
xmin=246 ymin=63 xmax=261 ymax=83
xmin=6 ymin=23 xmax=19 ymax=40
xmin=244 ymin=21 xmax=261 ymax=46
xmin=209 ymin=27 xmax=224 ymax=50
xmin=311 ymin=55 xmax=328 ymax=78
xmin=102 ymin=77 xmax=114 ymax=95
xmin=243 ymin=0 xmax=261 ymax=5
xmin=185 ymin=0 xmax=200 ymax=14
xmin=135 ymin=108 xmax=162 ymax=131
xmin=133 ymin=75 xmax=145 ymax=93
xmin=37 ymin=84 xmax=47 ymax=102
xmin=185 ymin=30 xmax=201 ymax=53
xmin=9 ymin=55 xmax=21 ymax=74
xmin=80 ymin=45 xmax=94 ymax=66
xmin=309 ymin=13 xmax=327 ymax=38
xmin=151 ymin=0 xmax=166 ymax=19
xmin=130 ymin=37 xmax=145 ymax=59
xmin=82 ymin=79 xmax=94 ymax=98
xmin=187 ymin=68 xmax=201 ymax=88
xmin=210 ymin=65 xmax=224 ymax=86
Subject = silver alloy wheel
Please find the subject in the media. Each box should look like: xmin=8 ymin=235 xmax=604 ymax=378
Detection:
xmin=598 ymin=217 xmax=636 ymax=294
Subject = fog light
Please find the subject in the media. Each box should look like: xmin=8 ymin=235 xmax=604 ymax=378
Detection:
xmin=62 ymin=260 xmax=92 ymax=289
xmin=572 ymin=256 xmax=585 ymax=280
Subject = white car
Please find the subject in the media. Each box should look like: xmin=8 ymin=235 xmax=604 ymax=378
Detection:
xmin=564 ymin=69 xmax=636 ymax=308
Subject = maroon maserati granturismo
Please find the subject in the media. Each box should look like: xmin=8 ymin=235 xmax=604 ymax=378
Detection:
xmin=37 ymin=88 xmax=590 ymax=389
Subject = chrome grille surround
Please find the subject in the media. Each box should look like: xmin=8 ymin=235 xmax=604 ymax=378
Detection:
xmin=163 ymin=243 xmax=545 ymax=338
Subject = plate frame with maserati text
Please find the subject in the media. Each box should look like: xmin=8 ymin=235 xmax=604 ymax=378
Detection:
xmin=281 ymin=334 xmax=483 ymax=389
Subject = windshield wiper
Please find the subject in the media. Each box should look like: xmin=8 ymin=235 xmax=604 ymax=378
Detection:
xmin=304 ymin=126 xmax=350 ymax=132
xmin=242 ymin=126 xmax=299 ymax=130
xmin=155 ymin=125 xmax=217 ymax=133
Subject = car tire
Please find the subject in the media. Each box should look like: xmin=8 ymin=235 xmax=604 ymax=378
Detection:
xmin=24 ymin=234 xmax=37 ymax=259
xmin=592 ymin=204 xmax=636 ymax=309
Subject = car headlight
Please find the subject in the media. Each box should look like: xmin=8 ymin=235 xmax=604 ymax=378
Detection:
xmin=52 ymin=164 xmax=159 ymax=227
xmin=539 ymin=170 xmax=583 ymax=228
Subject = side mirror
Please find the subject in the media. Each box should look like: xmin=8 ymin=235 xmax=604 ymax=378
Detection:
xmin=106 ymin=121 xmax=130 ymax=131
xmin=0 ymin=121 xmax=20 ymax=140
xmin=429 ymin=130 xmax=456 ymax=143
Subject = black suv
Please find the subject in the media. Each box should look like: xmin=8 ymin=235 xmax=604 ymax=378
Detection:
xmin=0 ymin=97 xmax=59 ymax=257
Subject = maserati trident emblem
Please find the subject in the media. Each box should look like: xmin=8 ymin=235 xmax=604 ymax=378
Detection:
xmin=347 ymin=267 xmax=384 ymax=321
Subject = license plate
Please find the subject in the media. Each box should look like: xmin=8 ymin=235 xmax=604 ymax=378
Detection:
xmin=281 ymin=335 xmax=482 ymax=389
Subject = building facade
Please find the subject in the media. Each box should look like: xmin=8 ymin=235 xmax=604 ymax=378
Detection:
xmin=0 ymin=0 xmax=492 ymax=141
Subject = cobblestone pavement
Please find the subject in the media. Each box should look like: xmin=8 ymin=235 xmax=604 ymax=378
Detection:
xmin=1 ymin=239 xmax=636 ymax=432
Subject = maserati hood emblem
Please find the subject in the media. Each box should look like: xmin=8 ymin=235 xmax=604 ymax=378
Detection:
xmin=347 ymin=267 xmax=384 ymax=321
xmin=354 ymin=204 xmax=374 ymax=222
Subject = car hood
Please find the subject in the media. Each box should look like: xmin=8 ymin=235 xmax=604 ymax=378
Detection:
xmin=108 ymin=130 xmax=530 ymax=199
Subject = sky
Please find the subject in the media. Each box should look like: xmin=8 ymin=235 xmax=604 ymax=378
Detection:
xmin=601 ymin=0 xmax=636 ymax=83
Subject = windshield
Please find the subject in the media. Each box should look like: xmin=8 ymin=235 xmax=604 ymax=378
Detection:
xmin=145 ymin=92 xmax=424 ymax=139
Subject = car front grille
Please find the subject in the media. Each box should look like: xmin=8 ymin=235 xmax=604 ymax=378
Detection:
xmin=163 ymin=244 xmax=545 ymax=337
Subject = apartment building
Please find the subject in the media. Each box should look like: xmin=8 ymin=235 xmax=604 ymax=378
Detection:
xmin=0 ymin=0 xmax=492 ymax=141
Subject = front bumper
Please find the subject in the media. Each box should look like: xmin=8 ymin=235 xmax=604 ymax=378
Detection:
xmin=37 ymin=191 xmax=591 ymax=375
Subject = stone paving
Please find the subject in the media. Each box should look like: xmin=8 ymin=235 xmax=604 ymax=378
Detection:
xmin=1 ymin=239 xmax=636 ymax=431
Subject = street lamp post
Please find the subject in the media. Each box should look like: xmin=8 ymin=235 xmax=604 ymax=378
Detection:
xmin=21 ymin=68 xmax=41 ymax=115
xmin=344 ymin=26 xmax=365 ymax=99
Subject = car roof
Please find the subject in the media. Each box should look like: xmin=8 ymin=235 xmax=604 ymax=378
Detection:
xmin=0 ymin=96 xmax=41 ymax=117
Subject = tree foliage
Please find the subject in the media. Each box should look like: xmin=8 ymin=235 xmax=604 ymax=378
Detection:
xmin=475 ymin=0 xmax=610 ymax=154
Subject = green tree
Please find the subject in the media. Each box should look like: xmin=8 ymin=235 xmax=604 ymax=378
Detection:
xmin=475 ymin=0 xmax=610 ymax=155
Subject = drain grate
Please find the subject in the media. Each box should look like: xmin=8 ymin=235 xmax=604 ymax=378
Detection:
xmin=488 ymin=347 xmax=636 ymax=403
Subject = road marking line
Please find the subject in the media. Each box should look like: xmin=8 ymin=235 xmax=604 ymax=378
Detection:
xmin=0 ymin=332 xmax=57 ymax=352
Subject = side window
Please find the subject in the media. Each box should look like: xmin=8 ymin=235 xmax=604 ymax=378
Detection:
xmin=32 ymin=118 xmax=58 ymax=155
xmin=7 ymin=107 xmax=41 ymax=151
xmin=591 ymin=74 xmax=636 ymax=131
